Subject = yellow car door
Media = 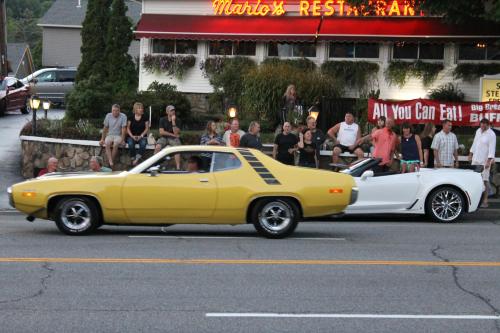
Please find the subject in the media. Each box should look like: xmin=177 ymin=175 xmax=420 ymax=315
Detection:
xmin=121 ymin=172 xmax=217 ymax=224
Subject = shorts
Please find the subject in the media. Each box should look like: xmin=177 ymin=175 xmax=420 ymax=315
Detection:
xmin=334 ymin=144 xmax=361 ymax=154
xmin=401 ymin=160 xmax=420 ymax=166
xmin=473 ymin=164 xmax=490 ymax=181
xmin=105 ymin=135 xmax=123 ymax=146
xmin=157 ymin=137 xmax=181 ymax=148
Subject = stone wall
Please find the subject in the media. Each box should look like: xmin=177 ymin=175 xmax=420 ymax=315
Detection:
xmin=21 ymin=136 xmax=154 ymax=179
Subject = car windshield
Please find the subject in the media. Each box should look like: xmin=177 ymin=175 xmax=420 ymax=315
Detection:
xmin=340 ymin=158 xmax=373 ymax=175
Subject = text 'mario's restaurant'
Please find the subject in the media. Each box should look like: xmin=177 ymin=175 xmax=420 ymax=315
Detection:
xmin=135 ymin=0 xmax=500 ymax=104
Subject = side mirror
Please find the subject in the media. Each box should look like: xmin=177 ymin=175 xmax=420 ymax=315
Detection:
xmin=360 ymin=170 xmax=374 ymax=181
xmin=148 ymin=166 xmax=160 ymax=177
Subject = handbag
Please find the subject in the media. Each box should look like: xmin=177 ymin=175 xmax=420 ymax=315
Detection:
xmin=147 ymin=133 xmax=156 ymax=145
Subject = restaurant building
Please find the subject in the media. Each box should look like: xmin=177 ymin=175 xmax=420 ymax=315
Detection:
xmin=135 ymin=0 xmax=500 ymax=110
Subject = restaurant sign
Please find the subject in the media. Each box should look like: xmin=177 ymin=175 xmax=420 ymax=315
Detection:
xmin=368 ymin=98 xmax=500 ymax=127
xmin=480 ymin=75 xmax=500 ymax=102
xmin=212 ymin=0 xmax=419 ymax=17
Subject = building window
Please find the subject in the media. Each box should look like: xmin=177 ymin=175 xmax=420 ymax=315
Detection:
xmin=393 ymin=42 xmax=444 ymax=60
xmin=209 ymin=41 xmax=256 ymax=56
xmin=459 ymin=43 xmax=500 ymax=60
xmin=329 ymin=42 xmax=379 ymax=58
xmin=152 ymin=39 xmax=197 ymax=55
xmin=268 ymin=42 xmax=316 ymax=58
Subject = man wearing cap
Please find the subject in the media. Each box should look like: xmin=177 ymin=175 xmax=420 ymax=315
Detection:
xmin=155 ymin=105 xmax=181 ymax=169
xmin=469 ymin=118 xmax=497 ymax=208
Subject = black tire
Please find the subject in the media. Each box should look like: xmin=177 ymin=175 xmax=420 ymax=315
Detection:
xmin=251 ymin=198 xmax=299 ymax=239
xmin=54 ymin=197 xmax=100 ymax=235
xmin=425 ymin=187 xmax=465 ymax=223
xmin=0 ymin=99 xmax=5 ymax=117
xmin=20 ymin=98 xmax=30 ymax=114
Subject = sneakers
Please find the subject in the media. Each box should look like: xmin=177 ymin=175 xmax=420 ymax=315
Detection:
xmin=132 ymin=154 xmax=142 ymax=166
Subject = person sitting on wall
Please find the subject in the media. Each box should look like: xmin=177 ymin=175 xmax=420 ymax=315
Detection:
xmin=127 ymin=102 xmax=149 ymax=166
xmin=328 ymin=112 xmax=364 ymax=164
xmin=222 ymin=118 xmax=245 ymax=148
xmin=240 ymin=121 xmax=263 ymax=151
xmin=38 ymin=157 xmax=59 ymax=177
xmin=90 ymin=156 xmax=112 ymax=172
xmin=99 ymin=104 xmax=127 ymax=169
xmin=155 ymin=105 xmax=181 ymax=170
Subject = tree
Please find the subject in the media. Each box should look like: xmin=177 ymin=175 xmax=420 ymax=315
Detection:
xmin=346 ymin=0 xmax=500 ymax=24
xmin=76 ymin=0 xmax=111 ymax=82
xmin=104 ymin=0 xmax=137 ymax=96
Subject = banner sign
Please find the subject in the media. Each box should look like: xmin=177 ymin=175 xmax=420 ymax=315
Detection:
xmin=368 ymin=98 xmax=500 ymax=127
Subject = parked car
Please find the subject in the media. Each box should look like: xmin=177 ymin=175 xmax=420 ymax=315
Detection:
xmin=8 ymin=146 xmax=358 ymax=238
xmin=21 ymin=67 xmax=76 ymax=105
xmin=0 ymin=76 xmax=30 ymax=116
xmin=341 ymin=158 xmax=484 ymax=223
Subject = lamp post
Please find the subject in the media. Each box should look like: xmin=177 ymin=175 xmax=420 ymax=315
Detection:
xmin=30 ymin=96 xmax=41 ymax=135
xmin=227 ymin=106 xmax=237 ymax=119
xmin=42 ymin=100 xmax=51 ymax=119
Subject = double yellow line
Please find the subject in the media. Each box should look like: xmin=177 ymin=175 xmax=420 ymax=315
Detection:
xmin=0 ymin=258 xmax=500 ymax=267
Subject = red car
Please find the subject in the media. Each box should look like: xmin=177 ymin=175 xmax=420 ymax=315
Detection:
xmin=0 ymin=76 xmax=30 ymax=116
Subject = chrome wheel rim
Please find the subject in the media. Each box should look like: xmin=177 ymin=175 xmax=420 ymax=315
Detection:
xmin=431 ymin=190 xmax=462 ymax=222
xmin=60 ymin=200 xmax=92 ymax=231
xmin=259 ymin=202 xmax=292 ymax=232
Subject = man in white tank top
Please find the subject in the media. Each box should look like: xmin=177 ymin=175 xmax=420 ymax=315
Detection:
xmin=327 ymin=112 xmax=364 ymax=164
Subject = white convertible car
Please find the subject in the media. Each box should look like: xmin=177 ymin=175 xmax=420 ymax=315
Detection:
xmin=340 ymin=158 xmax=484 ymax=223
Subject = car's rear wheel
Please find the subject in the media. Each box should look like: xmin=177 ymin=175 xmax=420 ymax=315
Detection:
xmin=54 ymin=197 xmax=100 ymax=235
xmin=251 ymin=198 xmax=299 ymax=238
xmin=425 ymin=187 xmax=465 ymax=223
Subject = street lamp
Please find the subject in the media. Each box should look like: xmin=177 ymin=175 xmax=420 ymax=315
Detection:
xmin=228 ymin=106 xmax=237 ymax=119
xmin=42 ymin=100 xmax=51 ymax=119
xmin=30 ymin=96 xmax=41 ymax=135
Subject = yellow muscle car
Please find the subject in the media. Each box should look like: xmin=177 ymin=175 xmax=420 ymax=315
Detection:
xmin=8 ymin=146 xmax=357 ymax=238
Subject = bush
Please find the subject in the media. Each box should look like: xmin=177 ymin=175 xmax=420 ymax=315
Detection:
xmin=242 ymin=63 xmax=343 ymax=127
xmin=21 ymin=118 xmax=102 ymax=140
xmin=453 ymin=63 xmax=500 ymax=82
xmin=261 ymin=58 xmax=317 ymax=71
xmin=65 ymin=75 xmax=114 ymax=120
xmin=117 ymin=81 xmax=192 ymax=129
xmin=321 ymin=61 xmax=379 ymax=90
xmin=428 ymin=83 xmax=465 ymax=102
xmin=200 ymin=57 xmax=257 ymax=114
xmin=385 ymin=61 xmax=444 ymax=88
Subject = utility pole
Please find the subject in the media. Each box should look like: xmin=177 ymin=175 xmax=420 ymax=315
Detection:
xmin=0 ymin=0 xmax=8 ymax=77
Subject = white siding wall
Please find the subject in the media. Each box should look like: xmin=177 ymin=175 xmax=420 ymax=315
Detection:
xmin=139 ymin=0 xmax=497 ymax=102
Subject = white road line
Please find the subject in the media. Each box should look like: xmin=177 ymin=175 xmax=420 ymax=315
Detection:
xmin=205 ymin=313 xmax=500 ymax=320
xmin=128 ymin=236 xmax=346 ymax=241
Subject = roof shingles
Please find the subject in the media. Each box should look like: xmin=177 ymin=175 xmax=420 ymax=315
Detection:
xmin=39 ymin=0 xmax=141 ymax=27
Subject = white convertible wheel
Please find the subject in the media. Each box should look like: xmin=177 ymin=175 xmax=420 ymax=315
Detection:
xmin=427 ymin=187 xmax=464 ymax=223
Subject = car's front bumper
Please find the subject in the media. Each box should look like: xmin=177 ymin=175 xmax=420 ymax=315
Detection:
xmin=7 ymin=186 xmax=14 ymax=208
xmin=350 ymin=187 xmax=359 ymax=205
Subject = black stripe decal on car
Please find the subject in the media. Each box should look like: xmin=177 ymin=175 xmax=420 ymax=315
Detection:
xmin=238 ymin=150 xmax=281 ymax=185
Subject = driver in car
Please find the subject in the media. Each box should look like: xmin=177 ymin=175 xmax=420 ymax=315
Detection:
xmin=186 ymin=156 xmax=202 ymax=173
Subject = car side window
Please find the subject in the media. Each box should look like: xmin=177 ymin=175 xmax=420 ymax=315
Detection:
xmin=146 ymin=152 xmax=213 ymax=174
xmin=57 ymin=71 xmax=76 ymax=83
xmin=36 ymin=71 xmax=56 ymax=83
xmin=212 ymin=153 xmax=242 ymax=172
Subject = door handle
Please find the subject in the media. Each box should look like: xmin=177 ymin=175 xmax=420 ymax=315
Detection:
xmin=199 ymin=178 xmax=209 ymax=183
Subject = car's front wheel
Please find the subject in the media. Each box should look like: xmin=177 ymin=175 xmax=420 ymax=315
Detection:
xmin=426 ymin=187 xmax=465 ymax=223
xmin=20 ymin=98 xmax=30 ymax=114
xmin=251 ymin=198 xmax=299 ymax=238
xmin=54 ymin=197 xmax=100 ymax=235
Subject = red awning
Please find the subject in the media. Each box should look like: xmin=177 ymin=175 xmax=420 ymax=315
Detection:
xmin=135 ymin=14 xmax=321 ymax=42
xmin=318 ymin=17 xmax=500 ymax=41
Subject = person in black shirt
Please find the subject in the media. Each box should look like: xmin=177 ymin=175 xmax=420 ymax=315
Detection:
xmin=420 ymin=123 xmax=436 ymax=168
xmin=127 ymin=102 xmax=150 ymax=166
xmin=306 ymin=116 xmax=325 ymax=157
xmin=240 ymin=121 xmax=263 ymax=150
xmin=298 ymin=129 xmax=318 ymax=168
xmin=273 ymin=122 xmax=298 ymax=165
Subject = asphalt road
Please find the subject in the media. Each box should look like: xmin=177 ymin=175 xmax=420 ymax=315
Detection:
xmin=1 ymin=213 xmax=499 ymax=332
xmin=0 ymin=109 xmax=65 ymax=209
